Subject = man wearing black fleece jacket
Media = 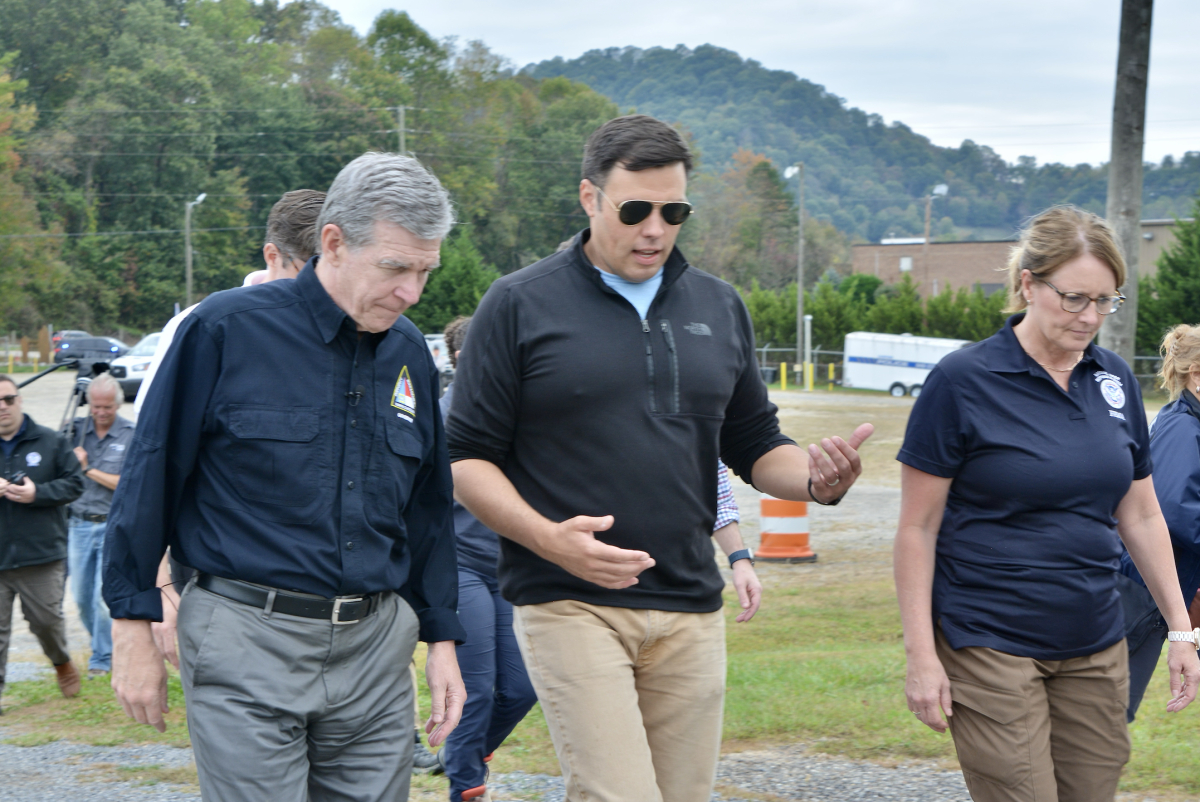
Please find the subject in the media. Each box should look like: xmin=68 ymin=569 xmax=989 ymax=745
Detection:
xmin=447 ymin=115 xmax=873 ymax=802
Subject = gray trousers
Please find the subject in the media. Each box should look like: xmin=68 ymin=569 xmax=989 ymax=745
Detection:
xmin=178 ymin=583 xmax=419 ymax=802
xmin=0 ymin=560 xmax=72 ymax=695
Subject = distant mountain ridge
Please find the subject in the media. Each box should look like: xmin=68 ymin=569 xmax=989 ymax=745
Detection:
xmin=527 ymin=44 xmax=1199 ymax=241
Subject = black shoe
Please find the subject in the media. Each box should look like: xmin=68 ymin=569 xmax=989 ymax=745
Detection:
xmin=412 ymin=733 xmax=442 ymax=772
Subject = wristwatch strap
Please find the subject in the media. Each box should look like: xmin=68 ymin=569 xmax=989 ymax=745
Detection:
xmin=728 ymin=548 xmax=754 ymax=568
xmin=1167 ymin=628 xmax=1200 ymax=649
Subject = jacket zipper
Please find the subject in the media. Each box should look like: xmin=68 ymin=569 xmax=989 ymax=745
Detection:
xmin=642 ymin=319 xmax=657 ymax=413
xmin=661 ymin=320 xmax=680 ymax=414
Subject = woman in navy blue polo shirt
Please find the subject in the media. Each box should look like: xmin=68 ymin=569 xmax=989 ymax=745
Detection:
xmin=1121 ymin=324 xmax=1200 ymax=721
xmin=894 ymin=205 xmax=1200 ymax=802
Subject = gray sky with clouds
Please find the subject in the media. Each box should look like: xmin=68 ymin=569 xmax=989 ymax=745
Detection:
xmin=324 ymin=0 xmax=1200 ymax=168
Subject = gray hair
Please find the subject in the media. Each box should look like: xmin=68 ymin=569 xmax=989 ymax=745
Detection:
xmin=315 ymin=153 xmax=454 ymax=251
xmin=87 ymin=373 xmax=122 ymax=403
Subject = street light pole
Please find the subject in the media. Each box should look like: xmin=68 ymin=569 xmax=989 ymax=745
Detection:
xmin=923 ymin=184 xmax=948 ymax=296
xmin=184 ymin=192 xmax=206 ymax=308
xmin=784 ymin=163 xmax=805 ymax=367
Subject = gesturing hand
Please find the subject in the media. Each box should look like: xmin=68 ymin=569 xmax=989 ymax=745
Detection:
xmin=808 ymin=422 xmax=874 ymax=504
xmin=539 ymin=515 xmax=655 ymax=590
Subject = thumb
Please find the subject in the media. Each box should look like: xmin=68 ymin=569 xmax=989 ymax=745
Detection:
xmin=572 ymin=514 xmax=614 ymax=533
xmin=941 ymin=682 xmax=954 ymax=719
xmin=847 ymin=422 xmax=875 ymax=450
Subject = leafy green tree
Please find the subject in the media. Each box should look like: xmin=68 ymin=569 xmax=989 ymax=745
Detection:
xmin=807 ymin=279 xmax=863 ymax=351
xmin=0 ymin=55 xmax=68 ymax=334
xmin=403 ymin=229 xmax=499 ymax=334
xmin=741 ymin=280 xmax=796 ymax=347
xmin=864 ymin=275 xmax=923 ymax=334
xmin=1139 ymin=195 xmax=1200 ymax=354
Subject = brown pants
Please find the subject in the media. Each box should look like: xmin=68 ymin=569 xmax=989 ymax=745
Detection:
xmin=936 ymin=628 xmax=1130 ymax=802
xmin=0 ymin=560 xmax=72 ymax=695
xmin=513 ymin=599 xmax=726 ymax=802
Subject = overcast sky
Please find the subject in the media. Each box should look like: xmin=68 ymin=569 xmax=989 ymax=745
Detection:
xmin=324 ymin=0 xmax=1200 ymax=169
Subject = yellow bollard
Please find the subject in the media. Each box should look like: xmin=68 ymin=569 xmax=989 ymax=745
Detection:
xmin=32 ymin=356 xmax=38 ymax=372
xmin=827 ymin=361 xmax=835 ymax=392
xmin=7 ymin=353 xmax=12 ymax=374
xmin=779 ymin=362 xmax=787 ymax=390
xmin=804 ymin=361 xmax=814 ymax=392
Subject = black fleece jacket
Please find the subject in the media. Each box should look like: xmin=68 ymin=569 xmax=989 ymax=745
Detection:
xmin=446 ymin=230 xmax=793 ymax=612
xmin=0 ymin=415 xmax=84 ymax=571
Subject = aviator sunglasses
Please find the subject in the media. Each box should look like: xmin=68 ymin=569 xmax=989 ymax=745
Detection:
xmin=596 ymin=186 xmax=693 ymax=226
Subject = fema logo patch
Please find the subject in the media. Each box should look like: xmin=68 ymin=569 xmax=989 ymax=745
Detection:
xmin=25 ymin=451 xmax=41 ymax=467
xmin=1094 ymin=371 xmax=1126 ymax=410
xmin=391 ymin=366 xmax=416 ymax=419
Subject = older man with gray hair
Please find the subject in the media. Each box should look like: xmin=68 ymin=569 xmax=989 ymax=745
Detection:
xmin=68 ymin=372 xmax=134 ymax=679
xmin=103 ymin=153 xmax=466 ymax=801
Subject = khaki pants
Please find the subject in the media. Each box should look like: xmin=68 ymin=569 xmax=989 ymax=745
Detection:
xmin=513 ymin=600 xmax=726 ymax=802
xmin=936 ymin=628 xmax=1130 ymax=802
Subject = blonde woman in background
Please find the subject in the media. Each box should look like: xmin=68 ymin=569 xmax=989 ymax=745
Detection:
xmin=894 ymin=205 xmax=1200 ymax=802
xmin=1120 ymin=324 xmax=1200 ymax=721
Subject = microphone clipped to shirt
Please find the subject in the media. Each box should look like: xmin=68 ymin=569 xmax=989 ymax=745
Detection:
xmin=345 ymin=385 xmax=365 ymax=407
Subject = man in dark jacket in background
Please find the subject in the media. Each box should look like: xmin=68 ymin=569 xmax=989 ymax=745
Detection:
xmin=0 ymin=373 xmax=85 ymax=711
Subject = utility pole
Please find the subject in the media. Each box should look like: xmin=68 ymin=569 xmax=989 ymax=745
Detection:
xmin=395 ymin=106 xmax=407 ymax=154
xmin=1098 ymin=0 xmax=1153 ymax=366
xmin=184 ymin=192 xmax=206 ymax=308
xmin=784 ymin=163 xmax=805 ymax=365
xmin=922 ymin=184 xmax=948 ymax=296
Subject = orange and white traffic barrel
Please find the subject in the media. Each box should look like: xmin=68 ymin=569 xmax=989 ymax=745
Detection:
xmin=754 ymin=494 xmax=817 ymax=563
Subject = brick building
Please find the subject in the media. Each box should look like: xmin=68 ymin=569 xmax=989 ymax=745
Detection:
xmin=851 ymin=219 xmax=1189 ymax=297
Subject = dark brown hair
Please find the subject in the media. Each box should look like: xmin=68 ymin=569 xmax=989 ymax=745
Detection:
xmin=443 ymin=316 xmax=471 ymax=368
xmin=581 ymin=115 xmax=693 ymax=188
xmin=265 ymin=190 xmax=326 ymax=261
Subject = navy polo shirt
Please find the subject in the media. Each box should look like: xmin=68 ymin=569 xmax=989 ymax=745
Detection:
xmin=102 ymin=262 xmax=465 ymax=644
xmin=898 ymin=314 xmax=1152 ymax=660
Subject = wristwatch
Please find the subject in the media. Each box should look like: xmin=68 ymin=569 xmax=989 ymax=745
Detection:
xmin=1167 ymin=628 xmax=1200 ymax=649
xmin=728 ymin=548 xmax=754 ymax=569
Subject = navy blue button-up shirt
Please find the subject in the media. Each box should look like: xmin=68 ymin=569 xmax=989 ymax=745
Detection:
xmin=102 ymin=263 xmax=464 ymax=643
xmin=898 ymin=314 xmax=1152 ymax=660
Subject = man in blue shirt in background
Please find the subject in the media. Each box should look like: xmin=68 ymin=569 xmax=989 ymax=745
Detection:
xmin=103 ymin=152 xmax=467 ymax=802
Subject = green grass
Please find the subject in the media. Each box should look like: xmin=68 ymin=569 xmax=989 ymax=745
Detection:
xmin=0 ymin=669 xmax=191 ymax=748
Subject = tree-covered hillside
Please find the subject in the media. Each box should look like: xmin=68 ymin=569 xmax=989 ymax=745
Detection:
xmin=0 ymin=0 xmax=614 ymax=334
xmin=528 ymin=45 xmax=1199 ymax=242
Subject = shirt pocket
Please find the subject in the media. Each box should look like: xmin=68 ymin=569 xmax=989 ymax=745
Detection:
xmin=226 ymin=405 xmax=328 ymax=511
xmin=371 ymin=424 xmax=425 ymax=513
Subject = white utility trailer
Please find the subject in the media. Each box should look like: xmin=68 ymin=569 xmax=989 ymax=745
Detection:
xmin=842 ymin=332 xmax=971 ymax=397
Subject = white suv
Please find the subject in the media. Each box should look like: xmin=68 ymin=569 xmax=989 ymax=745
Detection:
xmin=108 ymin=332 xmax=162 ymax=401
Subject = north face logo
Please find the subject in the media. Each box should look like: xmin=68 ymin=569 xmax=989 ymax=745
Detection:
xmin=684 ymin=323 xmax=711 ymax=336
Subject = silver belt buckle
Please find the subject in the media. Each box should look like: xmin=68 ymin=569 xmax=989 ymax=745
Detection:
xmin=331 ymin=596 xmax=365 ymax=625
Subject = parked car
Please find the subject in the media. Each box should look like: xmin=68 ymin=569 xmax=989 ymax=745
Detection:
xmin=108 ymin=332 xmax=162 ymax=401
xmin=53 ymin=335 xmax=129 ymax=364
xmin=52 ymin=329 xmax=89 ymax=346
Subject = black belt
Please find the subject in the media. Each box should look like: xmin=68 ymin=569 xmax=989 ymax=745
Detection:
xmin=75 ymin=513 xmax=107 ymax=523
xmin=195 ymin=573 xmax=384 ymax=624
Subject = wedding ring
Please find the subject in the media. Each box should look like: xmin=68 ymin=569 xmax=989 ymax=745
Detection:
xmin=826 ymin=475 xmax=841 ymax=487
